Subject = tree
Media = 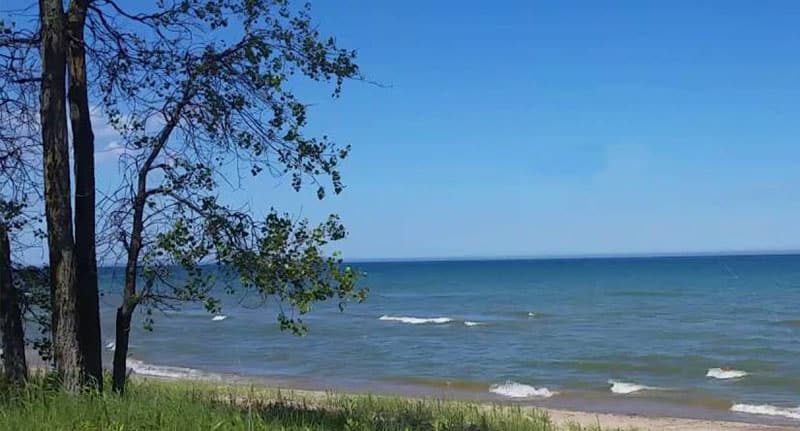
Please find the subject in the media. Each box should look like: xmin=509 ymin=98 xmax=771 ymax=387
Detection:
xmin=0 ymin=216 xmax=27 ymax=384
xmin=2 ymin=0 xmax=103 ymax=390
xmin=3 ymin=0 xmax=367 ymax=393
xmin=0 ymin=16 xmax=41 ymax=384
xmin=86 ymin=0 xmax=368 ymax=392
xmin=66 ymin=0 xmax=103 ymax=389
xmin=39 ymin=0 xmax=85 ymax=391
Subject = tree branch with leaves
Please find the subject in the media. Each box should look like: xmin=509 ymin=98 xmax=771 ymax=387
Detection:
xmin=88 ymin=0 xmax=367 ymax=393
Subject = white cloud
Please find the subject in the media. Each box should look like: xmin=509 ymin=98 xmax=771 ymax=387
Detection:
xmin=95 ymin=141 xmax=135 ymax=163
xmin=90 ymin=105 xmax=168 ymax=164
xmin=89 ymin=106 xmax=127 ymax=163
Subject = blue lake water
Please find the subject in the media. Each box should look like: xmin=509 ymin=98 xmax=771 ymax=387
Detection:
xmin=97 ymin=254 xmax=800 ymax=424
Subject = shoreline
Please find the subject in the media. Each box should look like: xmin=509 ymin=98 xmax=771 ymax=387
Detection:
xmin=129 ymin=370 xmax=798 ymax=431
xmin=128 ymin=361 xmax=800 ymax=428
xmin=27 ymin=346 xmax=798 ymax=430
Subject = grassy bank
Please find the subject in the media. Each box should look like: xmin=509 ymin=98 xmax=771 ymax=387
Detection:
xmin=0 ymin=378 xmax=626 ymax=431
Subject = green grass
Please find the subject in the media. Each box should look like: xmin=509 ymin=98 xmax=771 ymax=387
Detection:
xmin=0 ymin=377 xmax=632 ymax=431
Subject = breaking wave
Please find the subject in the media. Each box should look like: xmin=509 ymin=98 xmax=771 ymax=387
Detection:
xmin=126 ymin=358 xmax=218 ymax=380
xmin=608 ymin=380 xmax=655 ymax=394
xmin=706 ymin=368 xmax=747 ymax=380
xmin=731 ymin=403 xmax=800 ymax=420
xmin=489 ymin=380 xmax=555 ymax=398
xmin=379 ymin=315 xmax=454 ymax=325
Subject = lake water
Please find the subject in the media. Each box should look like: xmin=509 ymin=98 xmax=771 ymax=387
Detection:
xmin=97 ymin=254 xmax=800 ymax=425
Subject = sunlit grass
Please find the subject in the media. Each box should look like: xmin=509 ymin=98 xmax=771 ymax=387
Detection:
xmin=0 ymin=377 xmax=634 ymax=430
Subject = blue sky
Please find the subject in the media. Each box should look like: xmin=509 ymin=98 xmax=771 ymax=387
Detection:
xmin=13 ymin=0 xmax=800 ymax=260
xmin=210 ymin=0 xmax=800 ymax=259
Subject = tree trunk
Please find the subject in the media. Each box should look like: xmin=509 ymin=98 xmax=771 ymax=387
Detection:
xmin=0 ymin=225 xmax=27 ymax=384
xmin=112 ymin=217 xmax=143 ymax=393
xmin=111 ymin=305 xmax=132 ymax=393
xmin=67 ymin=0 xmax=102 ymax=390
xmin=112 ymin=191 xmax=145 ymax=393
xmin=39 ymin=0 xmax=84 ymax=391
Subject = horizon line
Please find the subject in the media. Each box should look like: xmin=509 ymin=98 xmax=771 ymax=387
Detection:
xmin=344 ymin=249 xmax=800 ymax=263
xmin=88 ymin=248 xmax=800 ymax=268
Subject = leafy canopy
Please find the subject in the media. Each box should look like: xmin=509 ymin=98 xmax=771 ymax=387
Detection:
xmin=87 ymin=0 xmax=367 ymax=330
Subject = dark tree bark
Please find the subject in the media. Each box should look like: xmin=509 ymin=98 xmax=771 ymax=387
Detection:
xmin=39 ymin=0 xmax=84 ymax=391
xmin=0 ymin=225 xmax=27 ymax=384
xmin=67 ymin=0 xmax=103 ymax=390
xmin=111 ymin=190 xmax=142 ymax=393
xmin=111 ymin=305 xmax=132 ymax=393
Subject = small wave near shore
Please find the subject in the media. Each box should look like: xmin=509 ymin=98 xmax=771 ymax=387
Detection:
xmin=489 ymin=381 xmax=556 ymax=398
xmin=731 ymin=403 xmax=800 ymax=420
xmin=126 ymin=358 xmax=220 ymax=381
xmin=608 ymin=380 xmax=658 ymax=394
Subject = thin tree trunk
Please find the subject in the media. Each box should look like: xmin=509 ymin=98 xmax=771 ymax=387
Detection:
xmin=39 ymin=0 xmax=84 ymax=391
xmin=111 ymin=191 xmax=144 ymax=393
xmin=0 ymin=225 xmax=27 ymax=384
xmin=111 ymin=305 xmax=132 ymax=393
xmin=111 ymin=98 xmax=186 ymax=393
xmin=67 ymin=0 xmax=102 ymax=390
xmin=111 ymin=182 xmax=146 ymax=393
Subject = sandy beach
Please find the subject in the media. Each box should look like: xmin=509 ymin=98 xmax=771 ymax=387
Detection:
xmin=128 ymin=373 xmax=798 ymax=431
xmin=25 ymin=332 xmax=800 ymax=431
xmin=543 ymin=408 xmax=795 ymax=431
xmin=251 ymin=387 xmax=799 ymax=431
xmin=25 ymin=343 xmax=798 ymax=431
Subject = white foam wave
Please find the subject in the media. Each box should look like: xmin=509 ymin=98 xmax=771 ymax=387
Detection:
xmin=105 ymin=342 xmax=115 ymax=350
xmin=379 ymin=315 xmax=453 ymax=325
xmin=211 ymin=315 xmax=227 ymax=321
xmin=731 ymin=403 xmax=800 ymax=420
xmin=527 ymin=312 xmax=537 ymax=318
xmin=608 ymin=380 xmax=653 ymax=394
xmin=489 ymin=380 xmax=555 ymax=398
xmin=126 ymin=358 xmax=215 ymax=380
xmin=463 ymin=321 xmax=482 ymax=327
xmin=706 ymin=368 xmax=747 ymax=379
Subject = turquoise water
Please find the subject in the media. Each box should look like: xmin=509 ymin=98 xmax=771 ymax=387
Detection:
xmin=98 ymin=255 xmax=800 ymax=424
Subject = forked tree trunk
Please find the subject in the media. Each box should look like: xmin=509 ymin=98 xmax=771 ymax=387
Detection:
xmin=67 ymin=0 xmax=103 ymax=390
xmin=0 ymin=225 xmax=27 ymax=384
xmin=39 ymin=0 xmax=85 ymax=391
